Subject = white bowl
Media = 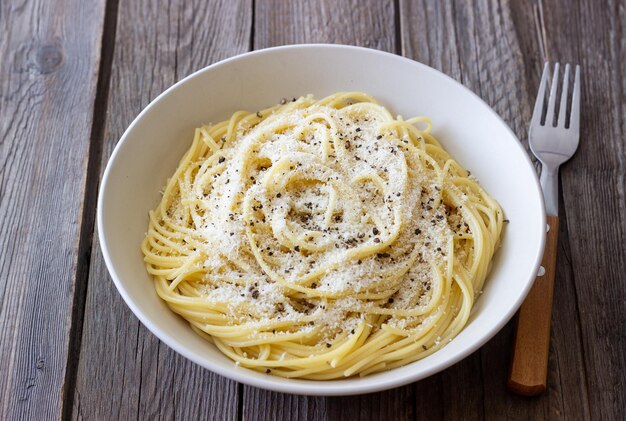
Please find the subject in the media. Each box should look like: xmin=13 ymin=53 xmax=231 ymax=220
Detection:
xmin=98 ymin=44 xmax=545 ymax=395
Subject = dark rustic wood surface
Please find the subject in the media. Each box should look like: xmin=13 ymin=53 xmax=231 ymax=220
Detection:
xmin=0 ymin=0 xmax=106 ymax=419
xmin=70 ymin=1 xmax=249 ymax=419
xmin=0 ymin=0 xmax=623 ymax=420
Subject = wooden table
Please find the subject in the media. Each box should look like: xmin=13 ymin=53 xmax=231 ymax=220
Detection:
xmin=1 ymin=0 xmax=624 ymax=419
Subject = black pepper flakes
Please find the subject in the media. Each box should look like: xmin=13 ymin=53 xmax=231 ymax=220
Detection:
xmin=294 ymin=245 xmax=300 ymax=252
xmin=256 ymin=111 xmax=263 ymax=118
xmin=414 ymin=228 xmax=422 ymax=235
xmin=372 ymin=227 xmax=380 ymax=235
xmin=251 ymin=289 xmax=259 ymax=299
xmin=266 ymin=369 xmax=271 ymax=374
xmin=218 ymin=156 xmax=226 ymax=163
xmin=276 ymin=193 xmax=282 ymax=198
xmin=422 ymin=345 xmax=428 ymax=350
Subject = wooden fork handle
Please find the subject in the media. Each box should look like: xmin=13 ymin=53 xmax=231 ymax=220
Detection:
xmin=508 ymin=215 xmax=559 ymax=396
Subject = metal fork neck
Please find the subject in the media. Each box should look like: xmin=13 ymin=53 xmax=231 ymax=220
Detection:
xmin=540 ymin=165 xmax=559 ymax=216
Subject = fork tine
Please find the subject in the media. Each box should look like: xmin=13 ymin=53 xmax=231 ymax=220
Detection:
xmin=531 ymin=63 xmax=550 ymax=126
xmin=569 ymin=65 xmax=581 ymax=132
xmin=557 ymin=64 xmax=570 ymax=127
xmin=545 ymin=63 xmax=560 ymax=126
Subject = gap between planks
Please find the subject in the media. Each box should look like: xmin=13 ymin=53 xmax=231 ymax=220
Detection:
xmin=60 ymin=0 xmax=121 ymax=419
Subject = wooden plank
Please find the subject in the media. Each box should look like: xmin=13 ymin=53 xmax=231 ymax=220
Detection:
xmin=71 ymin=0 xmax=252 ymax=419
xmin=399 ymin=2 xmax=488 ymax=419
xmin=401 ymin=0 xmax=591 ymax=419
xmin=539 ymin=0 xmax=626 ymax=419
xmin=0 ymin=0 xmax=107 ymax=419
xmin=243 ymin=387 xmax=415 ymax=421
xmin=242 ymin=1 xmax=416 ymax=420
xmin=396 ymin=2 xmax=491 ymax=419
xmin=254 ymin=0 xmax=396 ymax=51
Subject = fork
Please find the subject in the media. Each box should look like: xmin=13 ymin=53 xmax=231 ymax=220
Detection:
xmin=508 ymin=62 xmax=581 ymax=396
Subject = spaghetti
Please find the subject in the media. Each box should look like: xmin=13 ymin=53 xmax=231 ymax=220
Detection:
xmin=142 ymin=92 xmax=503 ymax=379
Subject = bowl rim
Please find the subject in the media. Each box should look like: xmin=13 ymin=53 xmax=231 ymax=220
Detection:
xmin=97 ymin=43 xmax=546 ymax=396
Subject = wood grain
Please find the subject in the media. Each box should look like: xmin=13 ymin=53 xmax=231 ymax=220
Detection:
xmin=509 ymin=216 xmax=559 ymax=396
xmin=0 ymin=0 xmax=106 ymax=419
xmin=242 ymin=1 xmax=416 ymax=420
xmin=254 ymin=0 xmax=396 ymax=51
xmin=540 ymin=0 xmax=626 ymax=418
xmin=396 ymin=3 xmax=493 ymax=419
xmin=0 ymin=0 xmax=623 ymax=419
xmin=70 ymin=1 xmax=251 ymax=419
xmin=401 ymin=1 xmax=590 ymax=420
xmin=243 ymin=387 xmax=415 ymax=421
